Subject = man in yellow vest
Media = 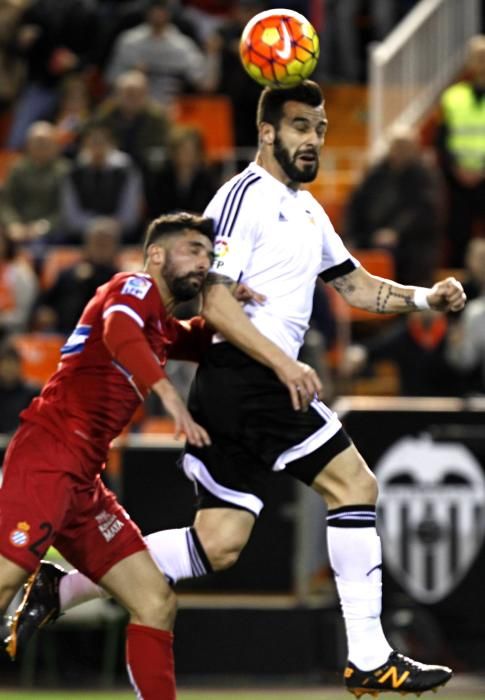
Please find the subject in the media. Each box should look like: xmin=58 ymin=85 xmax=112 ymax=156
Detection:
xmin=437 ymin=34 xmax=485 ymax=266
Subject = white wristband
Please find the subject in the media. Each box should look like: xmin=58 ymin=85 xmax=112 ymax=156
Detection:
xmin=413 ymin=287 xmax=431 ymax=310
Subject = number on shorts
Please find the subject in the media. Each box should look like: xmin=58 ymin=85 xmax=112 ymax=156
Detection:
xmin=29 ymin=522 xmax=54 ymax=558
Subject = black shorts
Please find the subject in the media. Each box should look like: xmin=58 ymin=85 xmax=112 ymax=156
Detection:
xmin=183 ymin=343 xmax=352 ymax=516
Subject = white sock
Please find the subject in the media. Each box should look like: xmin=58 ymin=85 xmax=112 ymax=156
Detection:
xmin=59 ymin=527 xmax=212 ymax=612
xmin=60 ymin=571 xmax=107 ymax=611
xmin=327 ymin=505 xmax=393 ymax=671
xmin=145 ymin=526 xmax=212 ymax=584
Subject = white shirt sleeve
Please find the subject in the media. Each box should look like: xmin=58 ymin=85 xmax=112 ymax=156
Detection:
xmin=318 ymin=207 xmax=360 ymax=279
xmin=205 ymin=185 xmax=261 ymax=283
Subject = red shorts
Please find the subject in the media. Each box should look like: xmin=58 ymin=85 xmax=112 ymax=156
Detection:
xmin=0 ymin=422 xmax=146 ymax=581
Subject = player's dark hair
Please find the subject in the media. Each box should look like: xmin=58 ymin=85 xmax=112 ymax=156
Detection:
xmin=143 ymin=212 xmax=215 ymax=259
xmin=256 ymin=80 xmax=323 ymax=127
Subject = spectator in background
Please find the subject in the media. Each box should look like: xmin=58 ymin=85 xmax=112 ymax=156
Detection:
xmin=446 ymin=238 xmax=485 ymax=393
xmin=0 ymin=225 xmax=37 ymax=337
xmin=105 ymin=0 xmax=220 ymax=109
xmin=0 ymin=341 xmax=38 ymax=434
xmin=33 ymin=217 xmax=120 ymax=335
xmin=92 ymin=70 xmax=172 ymax=187
xmin=147 ymin=125 xmax=218 ymax=218
xmin=0 ymin=121 xmax=69 ymax=249
xmin=0 ymin=0 xmax=27 ymax=123
xmin=343 ymin=310 xmax=465 ymax=397
xmin=461 ymin=237 xmax=485 ymax=302
xmin=344 ymin=125 xmax=442 ymax=286
xmin=61 ymin=124 xmax=144 ymax=243
xmin=54 ymin=73 xmax=92 ymax=157
xmin=319 ymin=0 xmax=397 ymax=82
xmin=6 ymin=0 xmax=98 ymax=149
xmin=215 ymin=0 xmax=265 ymax=152
xmin=181 ymin=0 xmax=235 ymax=44
xmin=436 ymin=35 xmax=485 ymax=266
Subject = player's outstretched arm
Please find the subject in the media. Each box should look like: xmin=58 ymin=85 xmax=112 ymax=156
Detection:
xmin=329 ymin=265 xmax=466 ymax=314
xmin=202 ymin=273 xmax=322 ymax=411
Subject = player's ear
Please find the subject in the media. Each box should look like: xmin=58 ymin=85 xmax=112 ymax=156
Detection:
xmin=260 ymin=123 xmax=275 ymax=146
xmin=148 ymin=243 xmax=165 ymax=266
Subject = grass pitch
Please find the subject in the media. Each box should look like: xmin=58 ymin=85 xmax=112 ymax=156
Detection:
xmin=0 ymin=688 xmax=484 ymax=700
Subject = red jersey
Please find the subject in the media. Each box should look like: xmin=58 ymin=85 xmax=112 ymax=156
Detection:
xmin=21 ymin=272 xmax=211 ymax=471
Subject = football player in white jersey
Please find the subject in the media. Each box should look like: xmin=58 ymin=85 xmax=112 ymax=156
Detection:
xmin=11 ymin=81 xmax=464 ymax=697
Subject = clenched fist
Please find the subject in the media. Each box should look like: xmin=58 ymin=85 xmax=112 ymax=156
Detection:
xmin=427 ymin=277 xmax=466 ymax=313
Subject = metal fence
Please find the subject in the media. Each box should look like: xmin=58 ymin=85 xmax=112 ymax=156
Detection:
xmin=369 ymin=0 xmax=482 ymax=156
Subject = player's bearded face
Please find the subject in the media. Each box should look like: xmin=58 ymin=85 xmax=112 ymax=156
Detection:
xmin=162 ymin=255 xmax=205 ymax=301
xmin=273 ymin=131 xmax=319 ymax=182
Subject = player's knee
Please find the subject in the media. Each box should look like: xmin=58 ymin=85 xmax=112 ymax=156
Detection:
xmin=132 ymin=583 xmax=177 ymax=629
xmin=204 ymin=538 xmax=244 ymax=572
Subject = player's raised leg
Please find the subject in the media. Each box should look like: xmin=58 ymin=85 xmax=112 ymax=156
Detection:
xmin=311 ymin=443 xmax=452 ymax=696
xmin=100 ymin=549 xmax=177 ymax=700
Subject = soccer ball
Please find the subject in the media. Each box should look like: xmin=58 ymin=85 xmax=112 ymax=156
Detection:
xmin=239 ymin=8 xmax=320 ymax=89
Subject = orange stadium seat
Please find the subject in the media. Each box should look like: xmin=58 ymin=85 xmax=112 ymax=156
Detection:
xmin=174 ymin=95 xmax=235 ymax=159
xmin=11 ymin=333 xmax=65 ymax=385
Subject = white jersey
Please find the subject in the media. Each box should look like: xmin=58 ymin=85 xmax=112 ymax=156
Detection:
xmin=205 ymin=162 xmax=359 ymax=358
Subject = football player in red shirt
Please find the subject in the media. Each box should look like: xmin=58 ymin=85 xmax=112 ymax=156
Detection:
xmin=0 ymin=212 xmax=216 ymax=700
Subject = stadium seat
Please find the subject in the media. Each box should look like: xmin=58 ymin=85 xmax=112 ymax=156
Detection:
xmin=174 ymin=95 xmax=235 ymax=160
xmin=141 ymin=416 xmax=176 ymax=434
xmin=11 ymin=333 xmax=65 ymax=385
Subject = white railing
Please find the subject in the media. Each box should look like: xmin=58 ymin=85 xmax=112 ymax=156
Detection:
xmin=369 ymin=0 xmax=482 ymax=156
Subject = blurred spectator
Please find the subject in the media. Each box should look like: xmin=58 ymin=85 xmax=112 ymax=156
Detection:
xmin=436 ymin=35 xmax=485 ymax=266
xmin=344 ymin=125 xmax=443 ymax=286
xmin=319 ymin=0 xmax=397 ymax=82
xmin=0 ymin=224 xmax=37 ymax=337
xmin=181 ymin=0 xmax=235 ymax=44
xmin=147 ymin=124 xmax=218 ymax=217
xmin=60 ymin=124 xmax=144 ymax=243
xmin=215 ymin=0 xmax=264 ymax=150
xmin=0 ymin=0 xmax=27 ymax=120
xmin=446 ymin=238 xmax=485 ymax=392
xmin=105 ymin=0 xmax=220 ymax=109
xmin=462 ymin=237 xmax=485 ymax=302
xmin=0 ymin=121 xmax=69 ymax=248
xmin=33 ymin=217 xmax=120 ymax=334
xmin=54 ymin=73 xmax=92 ymax=156
xmin=6 ymin=0 xmax=98 ymax=149
xmin=343 ymin=311 xmax=465 ymax=396
xmin=0 ymin=340 xmax=38 ymax=434
xmin=92 ymin=70 xmax=171 ymax=183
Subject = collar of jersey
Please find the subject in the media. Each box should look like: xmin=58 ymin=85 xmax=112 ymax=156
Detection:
xmin=249 ymin=161 xmax=299 ymax=196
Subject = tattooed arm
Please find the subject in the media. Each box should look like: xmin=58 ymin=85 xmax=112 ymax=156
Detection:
xmin=328 ymin=266 xmax=466 ymax=314
xmin=201 ymin=273 xmax=323 ymax=410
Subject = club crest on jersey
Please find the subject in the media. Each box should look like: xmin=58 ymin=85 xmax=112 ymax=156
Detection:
xmin=375 ymin=434 xmax=485 ymax=603
xmin=121 ymin=276 xmax=152 ymax=300
xmin=9 ymin=522 xmax=30 ymax=547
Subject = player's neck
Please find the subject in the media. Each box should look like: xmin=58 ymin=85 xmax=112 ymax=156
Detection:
xmin=144 ymin=265 xmax=177 ymax=314
xmin=255 ymin=152 xmax=301 ymax=191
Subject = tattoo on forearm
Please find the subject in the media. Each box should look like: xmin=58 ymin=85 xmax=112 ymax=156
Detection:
xmin=331 ymin=273 xmax=356 ymax=296
xmin=205 ymin=272 xmax=235 ymax=288
xmin=376 ymin=281 xmax=416 ymax=313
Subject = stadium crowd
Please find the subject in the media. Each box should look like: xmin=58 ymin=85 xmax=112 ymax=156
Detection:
xmin=0 ymin=0 xmax=484 ymax=436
